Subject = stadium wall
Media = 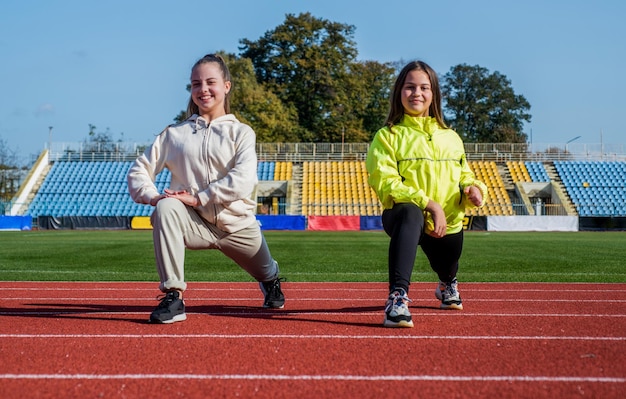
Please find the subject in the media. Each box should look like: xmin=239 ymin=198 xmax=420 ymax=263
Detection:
xmin=579 ymin=217 xmax=626 ymax=231
xmin=120 ymin=215 xmax=484 ymax=232
xmin=37 ymin=216 xmax=131 ymax=230
xmin=0 ymin=216 xmax=32 ymax=231
xmin=257 ymin=215 xmax=307 ymax=230
xmin=487 ymin=216 xmax=578 ymax=231
xmin=21 ymin=215 xmax=626 ymax=231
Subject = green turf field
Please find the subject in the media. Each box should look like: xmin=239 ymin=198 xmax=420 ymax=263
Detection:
xmin=0 ymin=230 xmax=624 ymax=283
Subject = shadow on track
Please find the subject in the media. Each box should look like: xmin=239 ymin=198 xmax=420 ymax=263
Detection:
xmin=1 ymin=302 xmax=440 ymax=327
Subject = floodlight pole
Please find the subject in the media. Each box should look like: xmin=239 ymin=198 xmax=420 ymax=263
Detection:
xmin=565 ymin=135 xmax=581 ymax=154
xmin=48 ymin=126 xmax=53 ymax=153
xmin=341 ymin=126 xmax=345 ymax=160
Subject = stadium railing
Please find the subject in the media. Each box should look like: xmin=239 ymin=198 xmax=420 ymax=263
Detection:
xmin=46 ymin=141 xmax=626 ymax=163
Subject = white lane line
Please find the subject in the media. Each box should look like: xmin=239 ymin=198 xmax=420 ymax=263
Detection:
xmin=4 ymin=297 xmax=626 ymax=303
xmin=1 ymin=311 xmax=626 ymax=317
xmin=0 ymin=334 xmax=624 ymax=341
xmin=0 ymin=374 xmax=623 ymax=383
xmin=7 ymin=270 xmax=623 ymax=278
xmin=2 ymin=287 xmax=626 ymax=293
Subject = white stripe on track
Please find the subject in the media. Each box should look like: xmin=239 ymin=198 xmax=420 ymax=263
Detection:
xmin=0 ymin=373 xmax=623 ymax=383
xmin=4 ymin=297 xmax=626 ymax=303
xmin=3 ymin=287 xmax=626 ymax=293
xmin=0 ymin=334 xmax=624 ymax=341
xmin=1 ymin=311 xmax=626 ymax=317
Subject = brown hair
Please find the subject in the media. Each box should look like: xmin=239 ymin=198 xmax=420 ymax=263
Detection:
xmin=185 ymin=54 xmax=232 ymax=118
xmin=385 ymin=60 xmax=447 ymax=129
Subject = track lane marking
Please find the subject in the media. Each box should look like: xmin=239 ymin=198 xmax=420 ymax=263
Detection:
xmin=1 ymin=334 xmax=624 ymax=340
xmin=4 ymin=297 xmax=626 ymax=303
xmin=3 ymin=287 xmax=626 ymax=293
xmin=2 ymin=311 xmax=626 ymax=317
xmin=0 ymin=374 xmax=623 ymax=383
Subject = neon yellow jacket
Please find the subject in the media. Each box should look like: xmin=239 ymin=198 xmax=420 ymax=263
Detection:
xmin=366 ymin=115 xmax=487 ymax=234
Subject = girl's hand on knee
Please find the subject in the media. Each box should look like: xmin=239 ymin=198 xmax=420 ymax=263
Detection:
xmin=149 ymin=194 xmax=166 ymax=206
xmin=425 ymin=200 xmax=447 ymax=238
xmin=164 ymin=188 xmax=199 ymax=207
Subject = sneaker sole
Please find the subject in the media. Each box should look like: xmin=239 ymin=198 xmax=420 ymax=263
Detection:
xmin=259 ymin=281 xmax=285 ymax=309
xmin=264 ymin=303 xmax=285 ymax=309
xmin=383 ymin=318 xmax=414 ymax=328
xmin=149 ymin=313 xmax=187 ymax=324
xmin=435 ymin=287 xmax=463 ymax=310
xmin=440 ymin=303 xmax=463 ymax=310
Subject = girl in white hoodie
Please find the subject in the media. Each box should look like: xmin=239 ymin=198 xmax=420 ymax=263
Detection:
xmin=127 ymin=54 xmax=284 ymax=324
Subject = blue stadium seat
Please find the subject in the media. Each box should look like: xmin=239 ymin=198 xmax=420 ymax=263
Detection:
xmin=26 ymin=159 xmax=626 ymax=218
xmin=557 ymin=161 xmax=626 ymax=216
xmin=27 ymin=160 xmax=166 ymax=218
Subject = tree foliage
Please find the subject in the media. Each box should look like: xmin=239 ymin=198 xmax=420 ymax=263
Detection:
xmin=170 ymin=14 xmax=533 ymax=144
xmin=84 ymin=124 xmax=119 ymax=152
xmin=239 ymin=12 xmax=392 ymax=142
xmin=441 ymin=64 xmax=531 ymax=143
xmin=224 ymin=53 xmax=302 ymax=142
xmin=0 ymin=135 xmax=20 ymax=202
xmin=349 ymin=60 xmax=395 ymax=139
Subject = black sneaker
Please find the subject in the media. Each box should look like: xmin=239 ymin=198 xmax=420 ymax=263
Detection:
xmin=259 ymin=278 xmax=285 ymax=309
xmin=149 ymin=291 xmax=187 ymax=324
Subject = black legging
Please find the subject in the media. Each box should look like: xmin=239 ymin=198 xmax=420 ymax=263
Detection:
xmin=382 ymin=203 xmax=463 ymax=293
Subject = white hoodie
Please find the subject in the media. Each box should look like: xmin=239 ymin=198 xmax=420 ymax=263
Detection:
xmin=127 ymin=114 xmax=258 ymax=233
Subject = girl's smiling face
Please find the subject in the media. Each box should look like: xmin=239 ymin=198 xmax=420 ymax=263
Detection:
xmin=190 ymin=62 xmax=231 ymax=120
xmin=400 ymin=70 xmax=432 ymax=117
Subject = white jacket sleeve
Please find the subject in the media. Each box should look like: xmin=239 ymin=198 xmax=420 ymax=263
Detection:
xmin=127 ymin=133 xmax=167 ymax=205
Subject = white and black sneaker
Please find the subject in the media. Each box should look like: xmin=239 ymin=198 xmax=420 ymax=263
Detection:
xmin=383 ymin=288 xmax=414 ymax=328
xmin=435 ymin=278 xmax=463 ymax=310
xmin=260 ymin=278 xmax=285 ymax=309
xmin=149 ymin=291 xmax=187 ymax=323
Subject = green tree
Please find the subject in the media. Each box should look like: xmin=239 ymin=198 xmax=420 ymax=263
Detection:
xmin=239 ymin=12 xmax=362 ymax=142
xmin=0 ymin=136 xmax=20 ymax=203
xmin=348 ymin=60 xmax=395 ymax=140
xmin=84 ymin=124 xmax=117 ymax=152
xmin=441 ymin=64 xmax=531 ymax=143
xmin=224 ymin=53 xmax=302 ymax=142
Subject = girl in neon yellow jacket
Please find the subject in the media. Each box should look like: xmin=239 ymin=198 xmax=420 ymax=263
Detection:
xmin=366 ymin=60 xmax=487 ymax=328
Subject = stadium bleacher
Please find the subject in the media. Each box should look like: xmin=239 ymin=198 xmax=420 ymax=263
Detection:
xmin=23 ymin=159 xmax=626 ymax=219
xmin=506 ymin=161 xmax=532 ymax=183
xmin=301 ymin=161 xmax=381 ymax=216
xmin=466 ymin=161 xmax=514 ymax=216
xmin=555 ymin=161 xmax=626 ymax=216
xmin=525 ymin=161 xmax=551 ymax=182
xmin=28 ymin=161 xmax=169 ymax=217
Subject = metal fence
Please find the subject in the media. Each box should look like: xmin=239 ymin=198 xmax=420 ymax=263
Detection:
xmin=46 ymin=141 xmax=626 ymax=163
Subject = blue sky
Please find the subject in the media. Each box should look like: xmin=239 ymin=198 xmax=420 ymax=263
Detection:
xmin=1 ymin=0 xmax=624 ymax=162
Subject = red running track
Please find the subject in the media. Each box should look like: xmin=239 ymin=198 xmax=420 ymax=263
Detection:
xmin=1 ymin=281 xmax=625 ymax=398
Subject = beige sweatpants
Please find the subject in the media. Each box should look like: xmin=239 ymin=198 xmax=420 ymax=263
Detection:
xmin=150 ymin=198 xmax=279 ymax=292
